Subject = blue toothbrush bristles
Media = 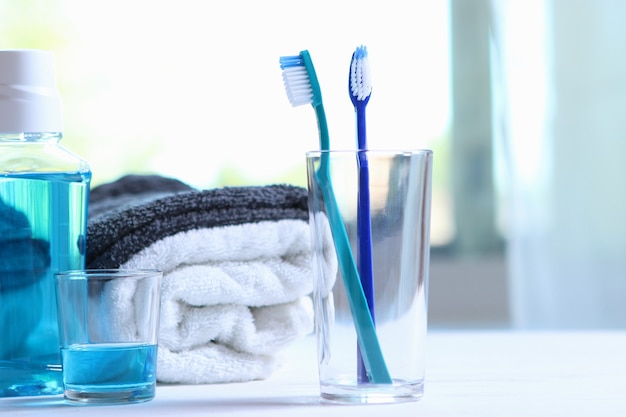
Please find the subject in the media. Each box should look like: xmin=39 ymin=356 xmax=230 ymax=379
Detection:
xmin=350 ymin=46 xmax=372 ymax=101
xmin=280 ymin=55 xmax=314 ymax=107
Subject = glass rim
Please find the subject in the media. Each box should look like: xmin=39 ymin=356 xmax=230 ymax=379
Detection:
xmin=55 ymin=269 xmax=162 ymax=280
xmin=305 ymin=149 xmax=433 ymax=157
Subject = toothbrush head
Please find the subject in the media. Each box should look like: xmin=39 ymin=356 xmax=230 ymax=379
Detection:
xmin=349 ymin=45 xmax=372 ymax=104
xmin=279 ymin=49 xmax=330 ymax=152
xmin=279 ymin=50 xmax=323 ymax=108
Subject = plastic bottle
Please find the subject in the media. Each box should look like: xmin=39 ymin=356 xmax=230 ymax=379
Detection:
xmin=0 ymin=49 xmax=91 ymax=397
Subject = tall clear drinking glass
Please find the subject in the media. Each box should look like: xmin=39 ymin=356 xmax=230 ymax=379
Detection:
xmin=306 ymin=149 xmax=433 ymax=404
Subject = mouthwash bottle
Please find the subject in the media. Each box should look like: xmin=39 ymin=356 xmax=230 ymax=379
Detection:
xmin=0 ymin=50 xmax=91 ymax=397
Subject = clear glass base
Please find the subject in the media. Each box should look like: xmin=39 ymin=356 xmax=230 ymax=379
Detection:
xmin=64 ymin=383 xmax=155 ymax=406
xmin=320 ymin=378 xmax=424 ymax=404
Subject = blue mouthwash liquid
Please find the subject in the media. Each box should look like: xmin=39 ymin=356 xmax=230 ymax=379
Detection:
xmin=0 ymin=171 xmax=90 ymax=397
xmin=61 ymin=343 xmax=157 ymax=402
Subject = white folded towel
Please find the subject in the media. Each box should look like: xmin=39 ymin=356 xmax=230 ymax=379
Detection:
xmin=157 ymin=298 xmax=313 ymax=384
xmin=120 ymin=220 xmax=315 ymax=383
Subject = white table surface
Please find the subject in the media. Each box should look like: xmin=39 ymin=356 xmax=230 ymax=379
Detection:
xmin=3 ymin=330 xmax=626 ymax=416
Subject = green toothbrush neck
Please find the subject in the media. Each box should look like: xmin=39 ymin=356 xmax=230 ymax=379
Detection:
xmin=314 ymin=104 xmax=330 ymax=151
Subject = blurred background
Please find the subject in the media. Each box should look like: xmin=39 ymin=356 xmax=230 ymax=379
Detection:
xmin=2 ymin=0 xmax=625 ymax=330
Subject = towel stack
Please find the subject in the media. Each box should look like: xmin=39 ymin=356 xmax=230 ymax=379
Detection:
xmin=86 ymin=175 xmax=318 ymax=384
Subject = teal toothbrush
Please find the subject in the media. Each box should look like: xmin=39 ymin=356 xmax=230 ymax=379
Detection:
xmin=279 ymin=50 xmax=391 ymax=384
xmin=349 ymin=45 xmax=375 ymax=383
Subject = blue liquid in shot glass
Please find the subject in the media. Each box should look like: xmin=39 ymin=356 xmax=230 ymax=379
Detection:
xmin=61 ymin=342 xmax=157 ymax=404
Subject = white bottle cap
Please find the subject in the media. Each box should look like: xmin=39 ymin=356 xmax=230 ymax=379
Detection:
xmin=0 ymin=49 xmax=63 ymax=133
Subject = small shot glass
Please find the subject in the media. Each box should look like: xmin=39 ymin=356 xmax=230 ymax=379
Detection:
xmin=54 ymin=269 xmax=162 ymax=405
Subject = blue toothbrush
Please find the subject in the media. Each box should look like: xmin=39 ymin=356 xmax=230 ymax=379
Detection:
xmin=349 ymin=45 xmax=375 ymax=383
xmin=279 ymin=50 xmax=391 ymax=384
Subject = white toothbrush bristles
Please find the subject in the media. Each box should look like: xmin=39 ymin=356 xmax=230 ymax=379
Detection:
xmin=350 ymin=46 xmax=372 ymax=101
xmin=281 ymin=65 xmax=314 ymax=107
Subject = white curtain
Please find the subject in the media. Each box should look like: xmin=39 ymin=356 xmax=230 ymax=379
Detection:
xmin=492 ymin=0 xmax=626 ymax=328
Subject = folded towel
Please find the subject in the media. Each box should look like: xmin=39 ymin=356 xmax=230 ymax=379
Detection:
xmin=86 ymin=175 xmax=317 ymax=384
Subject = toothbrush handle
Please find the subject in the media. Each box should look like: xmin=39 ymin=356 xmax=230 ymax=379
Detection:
xmin=356 ymin=104 xmax=368 ymax=151
xmin=355 ymin=104 xmax=375 ymax=383
xmin=356 ymin=104 xmax=374 ymax=314
xmin=357 ymin=150 xmax=375 ymax=383
xmin=356 ymin=151 xmax=374 ymax=317
xmin=316 ymin=168 xmax=392 ymax=384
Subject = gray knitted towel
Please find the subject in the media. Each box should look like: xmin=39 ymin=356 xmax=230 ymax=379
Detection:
xmin=87 ymin=175 xmax=309 ymax=269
